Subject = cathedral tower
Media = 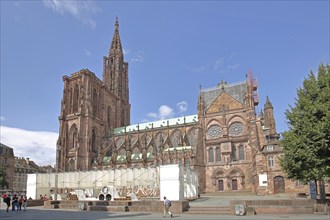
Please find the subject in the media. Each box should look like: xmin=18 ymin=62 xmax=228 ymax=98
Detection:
xmin=264 ymin=96 xmax=277 ymax=137
xmin=56 ymin=18 xmax=130 ymax=172
xmin=102 ymin=17 xmax=130 ymax=127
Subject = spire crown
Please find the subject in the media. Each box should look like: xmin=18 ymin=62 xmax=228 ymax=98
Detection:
xmin=109 ymin=17 xmax=123 ymax=56
xmin=264 ymin=96 xmax=273 ymax=109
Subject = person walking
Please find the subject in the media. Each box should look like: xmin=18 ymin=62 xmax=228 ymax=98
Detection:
xmin=3 ymin=194 xmax=11 ymax=212
xmin=22 ymin=195 xmax=27 ymax=211
xmin=12 ymin=194 xmax=18 ymax=211
xmin=163 ymin=196 xmax=173 ymax=218
xmin=18 ymin=195 xmax=23 ymax=211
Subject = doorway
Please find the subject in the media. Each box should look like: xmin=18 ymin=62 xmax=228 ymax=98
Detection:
xmin=274 ymin=176 xmax=285 ymax=194
xmin=232 ymin=179 xmax=238 ymax=190
xmin=218 ymin=180 xmax=224 ymax=191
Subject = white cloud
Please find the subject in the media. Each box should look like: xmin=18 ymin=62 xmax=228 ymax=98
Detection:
xmin=214 ymin=58 xmax=224 ymax=71
xmin=43 ymin=0 xmax=100 ymax=29
xmin=214 ymin=54 xmax=240 ymax=74
xmin=123 ymin=49 xmax=130 ymax=56
xmin=130 ymin=51 xmax=144 ymax=63
xmin=177 ymin=101 xmax=188 ymax=113
xmin=147 ymin=105 xmax=174 ymax=121
xmin=0 ymin=126 xmax=58 ymax=166
xmin=187 ymin=63 xmax=210 ymax=73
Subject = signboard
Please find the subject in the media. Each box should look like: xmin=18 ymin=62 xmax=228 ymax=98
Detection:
xmin=258 ymin=173 xmax=268 ymax=186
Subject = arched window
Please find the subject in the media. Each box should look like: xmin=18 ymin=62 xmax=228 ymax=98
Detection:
xmin=239 ymin=145 xmax=244 ymax=160
xmin=209 ymin=147 xmax=214 ymax=162
xmin=121 ymin=108 xmax=125 ymax=126
xmin=69 ymin=88 xmax=73 ymax=113
xmin=67 ymin=158 xmax=75 ymax=172
xmin=93 ymin=89 xmax=98 ymax=116
xmin=92 ymin=129 xmax=97 ymax=153
xmin=231 ymin=145 xmax=237 ymax=161
xmin=107 ymin=106 xmax=111 ymax=129
xmin=68 ymin=125 xmax=78 ymax=150
xmin=216 ymin=146 xmax=221 ymax=162
xmin=73 ymin=84 xmax=79 ymax=113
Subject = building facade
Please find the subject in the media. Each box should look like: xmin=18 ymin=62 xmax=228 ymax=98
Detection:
xmin=56 ymin=18 xmax=306 ymax=195
xmin=0 ymin=143 xmax=54 ymax=192
xmin=0 ymin=143 xmax=15 ymax=191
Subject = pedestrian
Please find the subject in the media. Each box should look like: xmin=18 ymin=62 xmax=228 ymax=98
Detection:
xmin=3 ymin=194 xmax=11 ymax=212
xmin=22 ymin=195 xmax=27 ymax=211
xmin=12 ymin=194 xmax=18 ymax=211
xmin=18 ymin=195 xmax=23 ymax=211
xmin=163 ymin=196 xmax=173 ymax=218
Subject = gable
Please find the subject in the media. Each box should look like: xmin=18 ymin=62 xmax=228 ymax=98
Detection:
xmin=206 ymin=91 xmax=244 ymax=114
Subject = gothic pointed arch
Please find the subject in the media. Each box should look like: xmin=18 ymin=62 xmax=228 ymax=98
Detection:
xmin=208 ymin=146 xmax=214 ymax=163
xmin=115 ymin=137 xmax=125 ymax=149
xmin=73 ymin=84 xmax=79 ymax=113
xmin=231 ymin=144 xmax=237 ymax=161
xmin=212 ymin=168 xmax=227 ymax=179
xmin=186 ymin=127 xmax=200 ymax=151
xmin=91 ymin=127 xmax=98 ymax=153
xmin=215 ymin=145 xmax=221 ymax=162
xmin=154 ymin=131 xmax=167 ymax=152
xmin=67 ymin=158 xmax=75 ymax=172
xmin=238 ymin=145 xmax=245 ymax=160
xmin=170 ymin=129 xmax=182 ymax=148
xmin=107 ymin=106 xmax=112 ymax=129
xmin=68 ymin=124 xmax=78 ymax=151
xmin=228 ymin=167 xmax=245 ymax=178
xmin=92 ymin=88 xmax=99 ymax=116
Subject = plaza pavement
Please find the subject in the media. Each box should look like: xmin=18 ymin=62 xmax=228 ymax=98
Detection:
xmin=1 ymin=194 xmax=329 ymax=220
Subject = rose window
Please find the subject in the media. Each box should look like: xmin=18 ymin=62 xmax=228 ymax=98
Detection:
xmin=228 ymin=122 xmax=244 ymax=137
xmin=207 ymin=125 xmax=222 ymax=139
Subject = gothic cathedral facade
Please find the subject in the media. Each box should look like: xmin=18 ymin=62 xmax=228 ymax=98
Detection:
xmin=56 ymin=18 xmax=303 ymax=195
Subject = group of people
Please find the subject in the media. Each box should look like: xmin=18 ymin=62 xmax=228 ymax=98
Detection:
xmin=2 ymin=193 xmax=27 ymax=212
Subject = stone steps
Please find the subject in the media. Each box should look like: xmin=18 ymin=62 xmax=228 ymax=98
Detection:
xmin=185 ymin=206 xmax=231 ymax=215
xmin=87 ymin=205 xmax=129 ymax=212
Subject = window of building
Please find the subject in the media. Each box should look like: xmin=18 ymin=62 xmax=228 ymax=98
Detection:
xmin=207 ymin=125 xmax=222 ymax=139
xmin=91 ymin=129 xmax=97 ymax=153
xmin=73 ymin=84 xmax=79 ymax=113
xmin=267 ymin=145 xmax=274 ymax=151
xmin=238 ymin=145 xmax=244 ymax=160
xmin=215 ymin=146 xmax=221 ymax=162
xmin=228 ymin=122 xmax=244 ymax=137
xmin=231 ymin=145 xmax=237 ymax=161
xmin=268 ymin=156 xmax=275 ymax=167
xmin=208 ymin=147 xmax=214 ymax=163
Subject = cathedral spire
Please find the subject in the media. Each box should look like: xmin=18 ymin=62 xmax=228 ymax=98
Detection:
xmin=109 ymin=16 xmax=123 ymax=56
xmin=264 ymin=96 xmax=273 ymax=109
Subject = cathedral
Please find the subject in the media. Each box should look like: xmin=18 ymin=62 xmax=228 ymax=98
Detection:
xmin=56 ymin=18 xmax=303 ymax=195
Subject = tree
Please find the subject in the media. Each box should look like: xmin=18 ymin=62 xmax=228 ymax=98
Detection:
xmin=280 ymin=63 xmax=330 ymax=199
xmin=0 ymin=166 xmax=9 ymax=189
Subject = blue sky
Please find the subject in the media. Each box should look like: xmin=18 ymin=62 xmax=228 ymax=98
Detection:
xmin=1 ymin=0 xmax=329 ymax=166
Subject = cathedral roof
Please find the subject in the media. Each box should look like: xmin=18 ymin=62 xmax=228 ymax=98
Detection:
xmin=201 ymin=80 xmax=247 ymax=109
xmin=114 ymin=115 xmax=198 ymax=134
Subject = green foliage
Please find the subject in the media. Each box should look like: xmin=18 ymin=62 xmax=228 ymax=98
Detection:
xmin=280 ymin=63 xmax=330 ymax=182
xmin=0 ymin=166 xmax=9 ymax=189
